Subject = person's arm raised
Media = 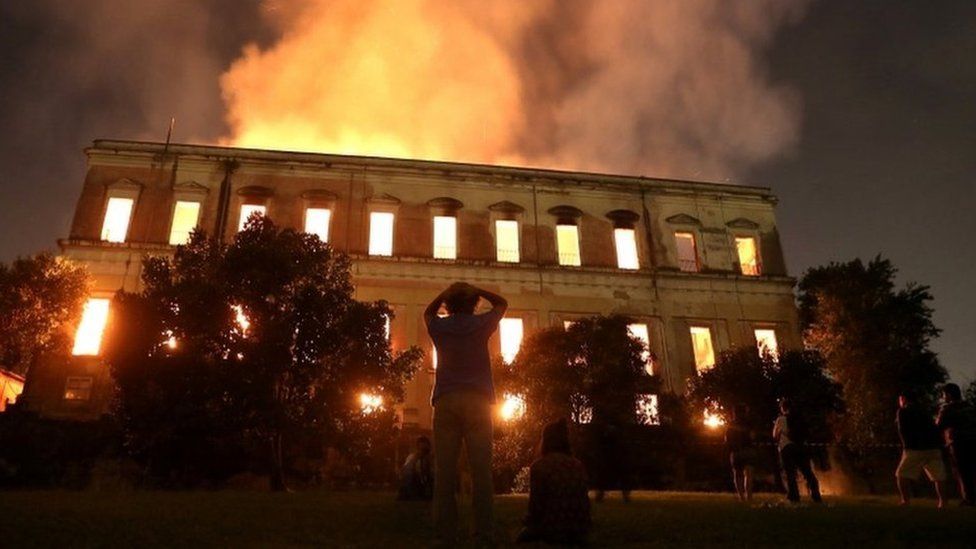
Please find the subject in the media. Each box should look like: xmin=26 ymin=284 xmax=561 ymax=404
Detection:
xmin=423 ymin=285 xmax=458 ymax=325
xmin=474 ymin=286 xmax=508 ymax=317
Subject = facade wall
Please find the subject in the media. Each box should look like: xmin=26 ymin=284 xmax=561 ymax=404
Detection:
xmin=26 ymin=140 xmax=799 ymax=427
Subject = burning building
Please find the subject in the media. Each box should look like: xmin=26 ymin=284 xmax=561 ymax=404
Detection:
xmin=22 ymin=140 xmax=799 ymax=428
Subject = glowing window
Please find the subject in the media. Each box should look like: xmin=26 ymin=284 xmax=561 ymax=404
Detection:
xmin=735 ymin=236 xmax=760 ymax=276
xmin=614 ymin=228 xmax=639 ymax=270
xmin=304 ymin=208 xmax=331 ymax=242
xmin=636 ymin=394 xmax=660 ymax=426
xmin=433 ymin=216 xmax=457 ymax=259
xmin=63 ymin=376 xmax=93 ymax=401
xmin=100 ymin=197 xmax=134 ymax=243
xmin=628 ymin=323 xmax=653 ymax=375
xmin=384 ymin=314 xmax=391 ymax=342
xmin=563 ymin=320 xmax=576 ymax=330
xmin=168 ymin=201 xmax=201 ymax=245
xmin=71 ymin=298 xmax=110 ymax=356
xmin=369 ymin=211 xmax=395 ymax=256
xmin=675 ymin=232 xmax=699 ymax=272
xmin=238 ymin=204 xmax=266 ymax=232
xmin=556 ymin=224 xmax=581 ymax=266
xmin=499 ymin=317 xmax=524 ymax=363
xmin=431 ymin=346 xmax=437 ymax=370
xmin=689 ymin=326 xmax=716 ymax=371
xmin=495 ymin=219 xmax=520 ymax=263
xmin=754 ymin=328 xmax=779 ymax=359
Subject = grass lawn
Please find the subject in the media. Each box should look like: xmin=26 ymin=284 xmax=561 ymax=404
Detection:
xmin=0 ymin=490 xmax=972 ymax=548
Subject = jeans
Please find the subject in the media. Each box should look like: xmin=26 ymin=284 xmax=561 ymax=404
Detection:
xmin=433 ymin=390 xmax=494 ymax=544
xmin=780 ymin=443 xmax=822 ymax=502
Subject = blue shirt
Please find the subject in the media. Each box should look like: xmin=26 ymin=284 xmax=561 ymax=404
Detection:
xmin=427 ymin=309 xmax=503 ymax=404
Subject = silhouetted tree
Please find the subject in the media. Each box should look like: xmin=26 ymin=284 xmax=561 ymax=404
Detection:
xmin=103 ymin=216 xmax=421 ymax=489
xmin=798 ymin=256 xmax=946 ymax=477
xmin=494 ymin=315 xmax=656 ymax=487
xmin=0 ymin=254 xmax=89 ymax=377
xmin=686 ymin=347 xmax=843 ymax=442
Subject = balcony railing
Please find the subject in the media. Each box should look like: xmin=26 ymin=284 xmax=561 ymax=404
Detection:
xmin=496 ymin=248 xmax=520 ymax=263
xmin=678 ymin=258 xmax=699 ymax=272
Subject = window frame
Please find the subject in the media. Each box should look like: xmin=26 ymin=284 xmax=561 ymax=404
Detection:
xmin=734 ymin=235 xmax=762 ymax=276
xmin=689 ymin=325 xmax=716 ymax=372
xmin=674 ymin=231 xmax=701 ymax=273
xmin=63 ymin=376 xmax=94 ymax=401
xmin=432 ymin=215 xmax=458 ymax=260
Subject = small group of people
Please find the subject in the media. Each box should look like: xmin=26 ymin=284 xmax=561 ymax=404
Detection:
xmin=411 ymin=281 xmax=975 ymax=544
xmin=896 ymin=384 xmax=976 ymax=507
xmin=724 ymin=385 xmax=976 ymax=508
xmin=725 ymin=399 xmax=821 ymax=504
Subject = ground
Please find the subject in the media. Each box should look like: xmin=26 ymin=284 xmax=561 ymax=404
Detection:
xmin=0 ymin=490 xmax=972 ymax=547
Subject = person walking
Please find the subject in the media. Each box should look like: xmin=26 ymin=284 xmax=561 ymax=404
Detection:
xmin=894 ymin=391 xmax=946 ymax=507
xmin=516 ymin=419 xmax=591 ymax=545
xmin=425 ymin=282 xmax=507 ymax=546
xmin=936 ymin=383 xmax=976 ymax=506
xmin=726 ymin=404 xmax=757 ymax=502
xmin=772 ymin=398 xmax=822 ymax=503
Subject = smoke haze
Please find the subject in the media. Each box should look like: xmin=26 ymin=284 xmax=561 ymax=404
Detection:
xmin=222 ymin=0 xmax=808 ymax=181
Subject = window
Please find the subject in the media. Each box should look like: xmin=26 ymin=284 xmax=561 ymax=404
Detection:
xmin=431 ymin=346 xmax=437 ymax=370
xmin=169 ymin=201 xmax=201 ymax=245
xmin=571 ymin=394 xmax=592 ymax=424
xmin=754 ymin=328 xmax=779 ymax=359
xmin=72 ymin=298 xmax=110 ymax=356
xmin=499 ymin=317 xmax=524 ymax=363
xmin=368 ymin=211 xmax=395 ymax=256
xmin=63 ymin=377 xmax=93 ymax=401
xmin=433 ymin=215 xmax=457 ymax=259
xmin=495 ymin=219 xmax=520 ymax=263
xmin=556 ymin=224 xmax=581 ymax=266
xmin=614 ymin=228 xmax=639 ymax=270
xmin=674 ymin=231 xmax=699 ymax=272
xmin=304 ymin=207 xmax=332 ymax=242
xmin=627 ymin=323 xmax=653 ymax=375
xmin=689 ymin=326 xmax=716 ymax=371
xmin=735 ymin=236 xmax=760 ymax=276
xmin=100 ymin=197 xmax=134 ymax=243
xmin=636 ymin=394 xmax=660 ymax=425
xmin=238 ymin=204 xmax=266 ymax=232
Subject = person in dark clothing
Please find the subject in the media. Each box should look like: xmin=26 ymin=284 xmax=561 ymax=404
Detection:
xmin=592 ymin=418 xmax=632 ymax=503
xmin=726 ymin=404 xmax=757 ymax=502
xmin=397 ymin=436 xmax=434 ymax=501
xmin=894 ymin=392 xmax=946 ymax=507
xmin=517 ymin=419 xmax=591 ymax=546
xmin=936 ymin=383 xmax=976 ymax=506
xmin=772 ymin=398 xmax=822 ymax=503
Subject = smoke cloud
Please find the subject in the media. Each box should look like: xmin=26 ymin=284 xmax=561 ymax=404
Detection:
xmin=221 ymin=0 xmax=808 ymax=181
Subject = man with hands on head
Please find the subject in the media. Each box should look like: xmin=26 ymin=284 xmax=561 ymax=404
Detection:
xmin=425 ymin=282 xmax=508 ymax=546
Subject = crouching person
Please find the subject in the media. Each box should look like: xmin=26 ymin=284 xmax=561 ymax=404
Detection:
xmin=397 ymin=436 xmax=434 ymax=501
xmin=517 ymin=419 xmax=591 ymax=546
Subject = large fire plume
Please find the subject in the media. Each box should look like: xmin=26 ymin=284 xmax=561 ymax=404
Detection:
xmin=221 ymin=0 xmax=808 ymax=181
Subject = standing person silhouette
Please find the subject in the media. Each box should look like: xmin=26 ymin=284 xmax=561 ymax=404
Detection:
xmin=936 ymin=383 xmax=976 ymax=506
xmin=726 ymin=404 xmax=758 ymax=502
xmin=773 ymin=398 xmax=822 ymax=504
xmin=425 ymin=282 xmax=507 ymax=546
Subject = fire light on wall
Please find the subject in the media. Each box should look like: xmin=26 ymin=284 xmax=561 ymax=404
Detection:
xmin=499 ymin=393 xmax=526 ymax=422
xmin=359 ymin=392 xmax=384 ymax=415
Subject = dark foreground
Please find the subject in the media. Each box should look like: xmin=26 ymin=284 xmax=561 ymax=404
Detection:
xmin=0 ymin=490 xmax=972 ymax=547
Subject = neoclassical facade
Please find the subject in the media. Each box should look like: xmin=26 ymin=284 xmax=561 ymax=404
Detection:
xmin=25 ymin=140 xmax=799 ymax=427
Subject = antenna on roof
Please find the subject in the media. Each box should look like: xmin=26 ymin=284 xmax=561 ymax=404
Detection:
xmin=163 ymin=117 xmax=176 ymax=154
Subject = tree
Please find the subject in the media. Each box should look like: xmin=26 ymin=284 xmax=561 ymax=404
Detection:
xmin=103 ymin=216 xmax=421 ymax=489
xmin=0 ymin=254 xmax=90 ymax=376
xmin=686 ymin=347 xmax=843 ymax=442
xmin=798 ymin=257 xmax=946 ymax=458
xmin=494 ymin=315 xmax=655 ymax=485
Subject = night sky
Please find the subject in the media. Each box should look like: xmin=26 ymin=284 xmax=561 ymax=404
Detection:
xmin=1 ymin=1 xmax=973 ymax=381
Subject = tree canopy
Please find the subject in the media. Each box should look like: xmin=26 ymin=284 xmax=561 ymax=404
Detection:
xmin=103 ymin=216 xmax=421 ymax=488
xmin=798 ymin=256 xmax=945 ymax=453
xmin=686 ymin=347 xmax=843 ymax=442
xmin=0 ymin=253 xmax=90 ymax=376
